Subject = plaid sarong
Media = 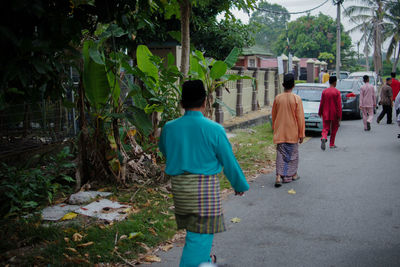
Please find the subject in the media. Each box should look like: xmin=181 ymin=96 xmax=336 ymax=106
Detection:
xmin=276 ymin=143 xmax=299 ymax=178
xmin=171 ymin=173 xmax=225 ymax=234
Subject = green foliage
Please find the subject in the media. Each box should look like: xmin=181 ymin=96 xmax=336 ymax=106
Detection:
xmin=249 ymin=1 xmax=290 ymax=54
xmin=0 ymin=146 xmax=75 ymax=218
xmin=274 ymin=13 xmax=352 ymax=61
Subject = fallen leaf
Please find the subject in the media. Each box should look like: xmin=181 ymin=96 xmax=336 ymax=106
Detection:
xmin=143 ymin=255 xmax=161 ymax=263
xmin=80 ymin=207 xmax=88 ymax=211
xmin=259 ymin=168 xmax=269 ymax=174
xmin=64 ymin=237 xmax=70 ymax=243
xmin=230 ymin=217 xmax=241 ymax=223
xmin=61 ymin=212 xmax=78 ymax=221
xmin=288 ymin=189 xmax=296 ymax=195
xmin=160 ymin=244 xmax=173 ymax=251
xmin=137 ymin=242 xmax=151 ymax=252
xmin=84 ymin=253 xmax=89 ymax=258
xmin=66 ymin=247 xmax=78 ymax=253
xmin=77 ymin=241 xmax=94 ymax=247
xmin=148 ymin=228 xmax=158 ymax=236
xmin=129 ymin=232 xmax=143 ymax=239
xmin=72 ymin=233 xmax=83 ymax=242
xmin=119 ymin=235 xmax=127 ymax=241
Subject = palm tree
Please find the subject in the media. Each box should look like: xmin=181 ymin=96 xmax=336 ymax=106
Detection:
xmin=344 ymin=0 xmax=386 ymax=76
xmin=383 ymin=0 xmax=400 ymax=72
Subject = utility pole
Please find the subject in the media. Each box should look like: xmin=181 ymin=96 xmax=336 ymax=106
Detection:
xmin=335 ymin=0 xmax=343 ymax=78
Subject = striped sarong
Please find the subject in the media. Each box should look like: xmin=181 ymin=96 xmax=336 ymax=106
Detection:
xmin=276 ymin=143 xmax=299 ymax=178
xmin=171 ymin=173 xmax=225 ymax=234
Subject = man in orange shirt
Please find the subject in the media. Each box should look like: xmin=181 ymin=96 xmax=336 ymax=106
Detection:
xmin=318 ymin=76 xmax=342 ymax=150
xmin=272 ymin=73 xmax=305 ymax=187
xmin=390 ymin=72 xmax=400 ymax=101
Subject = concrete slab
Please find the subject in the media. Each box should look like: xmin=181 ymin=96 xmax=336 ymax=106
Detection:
xmin=68 ymin=191 xmax=112 ymax=205
xmin=41 ymin=203 xmax=80 ymax=221
xmin=76 ymin=199 xmax=131 ymax=222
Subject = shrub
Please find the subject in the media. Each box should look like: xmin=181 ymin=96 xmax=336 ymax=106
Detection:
xmin=0 ymin=146 xmax=76 ymax=218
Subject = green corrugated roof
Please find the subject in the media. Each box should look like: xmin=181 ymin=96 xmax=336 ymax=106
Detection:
xmin=241 ymin=46 xmax=272 ymax=56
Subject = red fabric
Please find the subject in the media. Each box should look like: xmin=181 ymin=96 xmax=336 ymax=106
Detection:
xmin=321 ymin=120 xmax=339 ymax=147
xmin=318 ymin=87 xmax=342 ymax=121
xmin=391 ymin=78 xmax=400 ymax=101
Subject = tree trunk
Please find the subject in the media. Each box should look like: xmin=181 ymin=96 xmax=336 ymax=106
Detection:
xmin=76 ymin=77 xmax=89 ymax=190
xmin=179 ymin=0 xmax=191 ymax=77
xmin=392 ymin=41 xmax=400 ymax=73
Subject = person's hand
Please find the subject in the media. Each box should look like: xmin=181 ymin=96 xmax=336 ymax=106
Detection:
xmin=359 ymin=106 xmax=363 ymax=110
xmin=235 ymin=191 xmax=245 ymax=196
xmin=299 ymin=137 xmax=304 ymax=144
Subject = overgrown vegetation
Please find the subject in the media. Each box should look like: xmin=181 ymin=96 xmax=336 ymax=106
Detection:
xmin=0 ymin=146 xmax=75 ymax=218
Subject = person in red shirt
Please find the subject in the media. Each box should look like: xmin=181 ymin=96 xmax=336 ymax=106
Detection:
xmin=318 ymin=76 xmax=342 ymax=150
xmin=391 ymin=72 xmax=400 ymax=101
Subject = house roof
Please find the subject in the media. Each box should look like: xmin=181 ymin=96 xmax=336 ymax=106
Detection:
xmin=241 ymin=46 xmax=273 ymax=57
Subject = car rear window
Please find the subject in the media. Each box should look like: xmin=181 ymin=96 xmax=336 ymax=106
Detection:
xmin=337 ymin=80 xmax=356 ymax=91
xmin=349 ymin=75 xmax=375 ymax=85
xmin=293 ymin=87 xmax=324 ymax=102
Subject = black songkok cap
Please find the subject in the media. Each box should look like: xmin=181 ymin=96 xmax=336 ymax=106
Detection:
xmin=181 ymin=80 xmax=206 ymax=103
xmin=283 ymin=73 xmax=295 ymax=89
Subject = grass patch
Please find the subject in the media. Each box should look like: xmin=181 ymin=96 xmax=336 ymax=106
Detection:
xmin=219 ymin=122 xmax=275 ymax=190
xmin=0 ymin=185 xmax=176 ymax=266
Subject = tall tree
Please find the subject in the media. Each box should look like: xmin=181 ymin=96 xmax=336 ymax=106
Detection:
xmin=248 ymin=1 xmax=290 ymax=54
xmin=344 ymin=0 xmax=386 ymax=76
xmin=383 ymin=0 xmax=400 ymax=72
xmin=274 ymin=13 xmax=352 ymax=60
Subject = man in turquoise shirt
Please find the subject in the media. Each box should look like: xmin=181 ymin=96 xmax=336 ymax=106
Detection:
xmin=159 ymin=80 xmax=249 ymax=267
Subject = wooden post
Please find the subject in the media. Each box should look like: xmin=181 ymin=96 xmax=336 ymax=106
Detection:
xmin=274 ymin=69 xmax=279 ymax=98
xmin=235 ymin=67 xmax=244 ymax=117
xmin=215 ymin=85 xmax=224 ymax=124
xmin=251 ymin=68 xmax=258 ymax=111
xmin=263 ymin=69 xmax=270 ymax=106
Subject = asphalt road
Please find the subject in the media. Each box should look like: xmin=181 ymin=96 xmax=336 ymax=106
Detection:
xmin=149 ymin=112 xmax=400 ymax=267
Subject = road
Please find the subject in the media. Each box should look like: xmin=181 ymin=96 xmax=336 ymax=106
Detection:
xmin=149 ymin=114 xmax=400 ymax=267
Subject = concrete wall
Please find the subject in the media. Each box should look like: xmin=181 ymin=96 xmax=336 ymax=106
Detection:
xmin=213 ymin=68 xmax=280 ymax=123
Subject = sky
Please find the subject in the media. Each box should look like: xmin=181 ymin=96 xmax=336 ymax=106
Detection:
xmin=222 ymin=0 xmax=390 ymax=53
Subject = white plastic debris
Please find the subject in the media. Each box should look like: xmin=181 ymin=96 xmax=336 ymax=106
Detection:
xmin=42 ymin=204 xmax=80 ymax=221
xmin=68 ymin=191 xmax=112 ymax=205
xmin=76 ymin=199 xmax=131 ymax=221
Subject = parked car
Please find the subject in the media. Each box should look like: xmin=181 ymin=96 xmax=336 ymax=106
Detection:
xmin=293 ymin=83 xmax=328 ymax=132
xmin=336 ymin=78 xmax=364 ymax=119
xmin=348 ymin=71 xmax=381 ymax=108
xmin=331 ymin=71 xmax=350 ymax=80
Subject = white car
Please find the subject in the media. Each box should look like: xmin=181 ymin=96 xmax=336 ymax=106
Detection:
xmin=348 ymin=71 xmax=381 ymax=107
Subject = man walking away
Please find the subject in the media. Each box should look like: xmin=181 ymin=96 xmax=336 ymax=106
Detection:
xmin=319 ymin=76 xmax=342 ymax=150
xmin=359 ymin=75 xmax=376 ymax=131
xmin=159 ymin=80 xmax=249 ymax=267
xmin=322 ymin=70 xmax=330 ymax=84
xmin=377 ymin=78 xmax=393 ymax=124
xmin=391 ymin=72 xmax=400 ymax=102
xmin=271 ymin=73 xmax=305 ymax=187
xmin=319 ymin=69 xmax=324 ymax=83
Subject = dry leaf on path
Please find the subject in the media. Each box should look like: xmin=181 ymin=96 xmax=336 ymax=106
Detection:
xmin=288 ymin=189 xmax=296 ymax=195
xmin=137 ymin=242 xmax=151 ymax=252
xmin=76 ymin=241 xmax=94 ymax=248
xmin=143 ymin=255 xmax=161 ymax=263
xmin=259 ymin=168 xmax=269 ymax=174
xmin=72 ymin=233 xmax=83 ymax=242
xmin=160 ymin=244 xmax=173 ymax=252
xmin=230 ymin=217 xmax=241 ymax=223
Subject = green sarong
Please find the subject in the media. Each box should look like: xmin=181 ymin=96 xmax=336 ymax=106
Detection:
xmin=171 ymin=173 xmax=226 ymax=234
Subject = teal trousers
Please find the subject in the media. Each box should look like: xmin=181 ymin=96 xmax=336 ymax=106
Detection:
xmin=179 ymin=231 xmax=214 ymax=267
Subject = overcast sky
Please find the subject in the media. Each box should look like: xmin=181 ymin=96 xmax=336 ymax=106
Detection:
xmin=222 ymin=0 xmax=390 ymax=52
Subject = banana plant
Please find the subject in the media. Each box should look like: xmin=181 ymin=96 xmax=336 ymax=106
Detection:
xmin=188 ymin=47 xmax=252 ymax=118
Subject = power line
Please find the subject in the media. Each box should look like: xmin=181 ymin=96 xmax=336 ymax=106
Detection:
xmin=255 ymin=0 xmax=330 ymax=15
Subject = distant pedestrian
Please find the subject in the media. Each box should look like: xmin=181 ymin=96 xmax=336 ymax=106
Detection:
xmin=319 ymin=69 xmax=324 ymax=83
xmin=272 ymin=73 xmax=305 ymax=187
xmin=395 ymin=92 xmax=400 ymax=128
xmin=322 ymin=70 xmax=330 ymax=84
xmin=359 ymin=75 xmax=376 ymax=131
xmin=318 ymin=76 xmax=342 ymax=150
xmin=159 ymin=80 xmax=249 ymax=267
xmin=390 ymin=72 xmax=400 ymax=101
xmin=377 ymin=78 xmax=393 ymax=124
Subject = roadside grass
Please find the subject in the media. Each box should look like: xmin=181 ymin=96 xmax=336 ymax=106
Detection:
xmin=219 ymin=122 xmax=275 ymax=190
xmin=0 ymin=122 xmax=275 ymax=266
xmin=0 ymin=186 xmax=176 ymax=266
